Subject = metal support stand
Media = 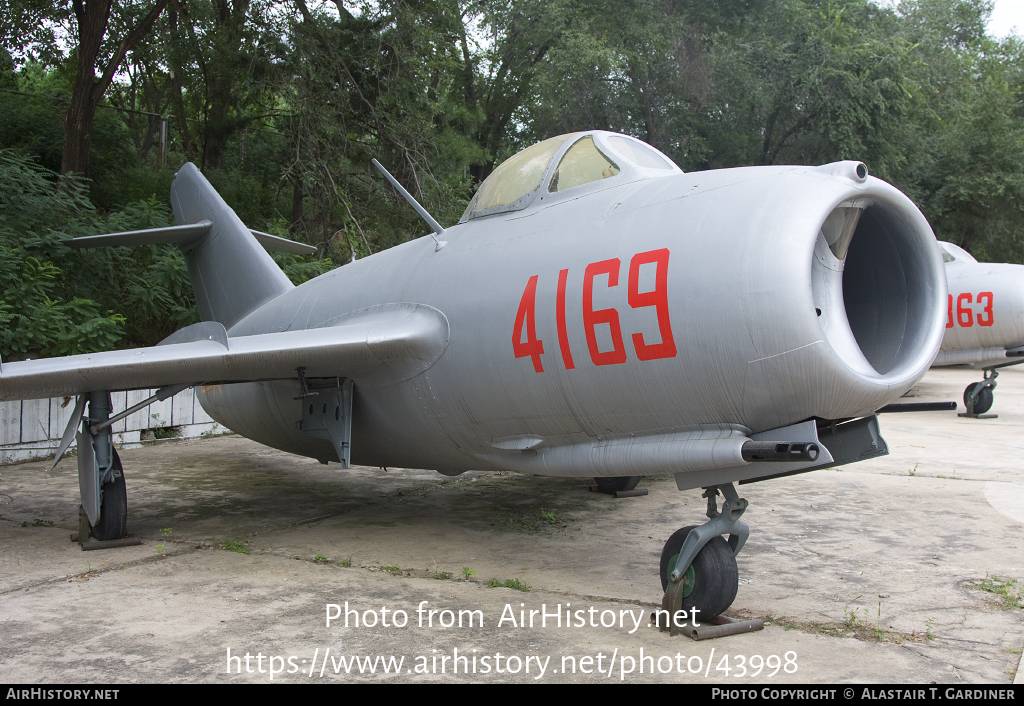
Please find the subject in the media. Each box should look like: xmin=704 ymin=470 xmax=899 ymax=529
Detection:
xmin=960 ymin=368 xmax=998 ymax=419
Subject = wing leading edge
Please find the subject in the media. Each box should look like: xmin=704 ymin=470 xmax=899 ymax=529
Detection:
xmin=0 ymin=303 xmax=449 ymax=401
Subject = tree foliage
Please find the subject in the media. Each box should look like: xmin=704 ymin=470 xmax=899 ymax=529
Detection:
xmin=1 ymin=0 xmax=1024 ymax=357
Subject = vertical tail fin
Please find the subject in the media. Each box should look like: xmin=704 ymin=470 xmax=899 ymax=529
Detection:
xmin=170 ymin=163 xmax=294 ymax=329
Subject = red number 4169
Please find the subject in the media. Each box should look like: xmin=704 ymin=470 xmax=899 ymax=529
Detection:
xmin=513 ymin=248 xmax=678 ymax=373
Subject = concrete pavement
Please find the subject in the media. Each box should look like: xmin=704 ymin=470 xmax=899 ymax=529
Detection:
xmin=1 ymin=366 xmax=1022 ymax=683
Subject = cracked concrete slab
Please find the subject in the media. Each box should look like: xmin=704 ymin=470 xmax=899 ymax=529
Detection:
xmin=0 ymin=366 xmax=1022 ymax=683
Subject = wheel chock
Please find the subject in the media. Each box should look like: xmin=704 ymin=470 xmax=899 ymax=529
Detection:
xmin=70 ymin=506 xmax=142 ymax=550
xmin=652 ymin=611 xmax=764 ymax=640
xmin=588 ymin=485 xmax=649 ymax=498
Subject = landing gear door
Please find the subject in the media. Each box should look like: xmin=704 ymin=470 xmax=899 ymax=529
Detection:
xmin=298 ymin=378 xmax=354 ymax=467
xmin=77 ymin=430 xmax=100 ymax=526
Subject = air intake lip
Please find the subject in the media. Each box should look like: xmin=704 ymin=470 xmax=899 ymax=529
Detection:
xmin=811 ymin=182 xmax=944 ymax=381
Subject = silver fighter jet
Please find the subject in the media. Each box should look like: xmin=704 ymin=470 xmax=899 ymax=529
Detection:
xmin=933 ymin=241 xmax=1024 ymax=417
xmin=0 ymin=131 xmax=948 ymax=622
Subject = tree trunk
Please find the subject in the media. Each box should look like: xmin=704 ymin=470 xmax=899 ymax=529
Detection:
xmin=62 ymin=89 xmax=102 ymax=176
xmin=61 ymin=0 xmax=169 ymax=176
xmin=201 ymin=77 xmax=233 ymax=169
xmin=61 ymin=0 xmax=112 ymax=176
xmin=290 ymin=178 xmax=304 ymax=234
xmin=200 ymin=0 xmax=251 ymax=170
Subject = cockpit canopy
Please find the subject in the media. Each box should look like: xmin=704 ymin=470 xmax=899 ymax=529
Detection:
xmin=460 ymin=131 xmax=682 ymax=222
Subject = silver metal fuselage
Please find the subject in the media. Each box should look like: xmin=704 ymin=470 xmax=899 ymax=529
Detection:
xmin=937 ymin=252 xmax=1024 ymax=368
xmin=200 ymin=164 xmax=946 ymax=477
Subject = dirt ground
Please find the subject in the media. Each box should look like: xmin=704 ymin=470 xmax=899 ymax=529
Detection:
xmin=1 ymin=366 xmax=1022 ymax=683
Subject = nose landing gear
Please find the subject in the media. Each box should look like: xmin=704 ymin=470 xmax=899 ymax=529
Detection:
xmin=659 ymin=483 xmax=748 ymax=635
xmin=961 ymin=368 xmax=998 ymax=418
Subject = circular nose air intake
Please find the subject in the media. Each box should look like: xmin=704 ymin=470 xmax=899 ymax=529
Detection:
xmin=812 ymin=195 xmax=942 ymax=379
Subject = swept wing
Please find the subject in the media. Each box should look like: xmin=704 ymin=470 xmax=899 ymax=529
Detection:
xmin=0 ymin=303 xmax=449 ymax=401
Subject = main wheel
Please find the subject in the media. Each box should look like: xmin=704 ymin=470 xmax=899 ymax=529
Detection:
xmin=90 ymin=449 xmax=127 ymax=541
xmin=593 ymin=476 xmax=641 ymax=492
xmin=659 ymin=525 xmax=739 ymax=620
xmin=963 ymin=383 xmax=994 ymax=415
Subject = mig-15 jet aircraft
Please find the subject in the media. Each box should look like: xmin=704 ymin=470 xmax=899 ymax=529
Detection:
xmin=932 ymin=242 xmax=1024 ymax=417
xmin=0 ymin=131 xmax=948 ymax=622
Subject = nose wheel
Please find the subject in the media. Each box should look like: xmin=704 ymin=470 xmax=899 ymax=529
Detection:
xmin=659 ymin=484 xmax=748 ymax=633
xmin=660 ymin=525 xmax=739 ymax=617
xmin=961 ymin=368 xmax=998 ymax=418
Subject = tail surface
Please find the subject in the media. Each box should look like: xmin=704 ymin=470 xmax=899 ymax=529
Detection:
xmin=170 ymin=163 xmax=294 ymax=329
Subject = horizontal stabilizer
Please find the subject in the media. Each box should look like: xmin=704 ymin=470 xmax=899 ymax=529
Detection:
xmin=68 ymin=221 xmax=212 ymax=248
xmin=250 ymin=230 xmax=318 ymax=256
xmin=0 ymin=303 xmax=449 ymax=401
xmin=69 ymin=222 xmax=316 ymax=256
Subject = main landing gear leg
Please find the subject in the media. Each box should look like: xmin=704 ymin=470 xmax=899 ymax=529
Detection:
xmin=960 ymin=368 xmax=998 ymax=418
xmin=659 ymin=483 xmax=748 ymax=635
xmin=76 ymin=392 xmax=129 ymax=544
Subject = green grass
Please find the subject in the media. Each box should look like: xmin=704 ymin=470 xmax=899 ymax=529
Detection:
xmin=843 ymin=606 xmax=867 ymax=628
xmin=504 ymin=508 xmax=570 ymax=531
xmin=313 ymin=553 xmax=330 ymax=564
xmin=977 ymin=575 xmax=1024 ymax=610
xmin=220 ymin=539 xmax=251 ymax=555
xmin=487 ymin=577 xmax=531 ymax=591
xmin=503 ymin=514 xmax=538 ymax=531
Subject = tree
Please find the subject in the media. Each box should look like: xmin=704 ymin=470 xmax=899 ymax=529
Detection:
xmin=889 ymin=0 xmax=1024 ymax=261
xmin=1 ymin=0 xmax=170 ymax=176
xmin=520 ymin=0 xmax=714 ymax=169
xmin=164 ymin=0 xmax=282 ymax=170
xmin=64 ymin=0 xmax=170 ymax=175
xmin=453 ymin=0 xmax=570 ymax=178
xmin=694 ymin=1 xmax=918 ymax=175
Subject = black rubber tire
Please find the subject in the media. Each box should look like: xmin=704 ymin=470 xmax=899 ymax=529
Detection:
xmin=91 ymin=449 xmax=127 ymax=541
xmin=963 ymin=383 xmax=994 ymax=415
xmin=659 ymin=525 xmax=739 ymax=620
xmin=593 ymin=476 xmax=641 ymax=492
